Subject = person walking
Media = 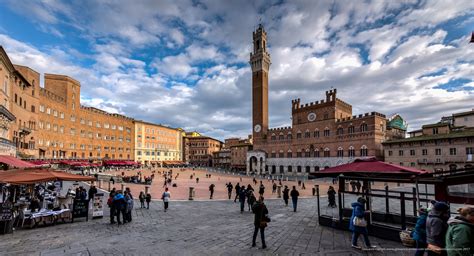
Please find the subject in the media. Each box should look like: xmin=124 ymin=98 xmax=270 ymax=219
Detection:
xmin=426 ymin=202 xmax=450 ymax=256
xmin=282 ymin=185 xmax=289 ymax=206
xmin=412 ymin=207 xmax=428 ymax=256
xmin=226 ymin=182 xmax=233 ymax=199
xmin=251 ymin=196 xmax=268 ymax=249
xmin=272 ymin=183 xmax=277 ymax=194
xmin=107 ymin=192 xmax=116 ymax=224
xmin=327 ymin=186 xmax=336 ymax=208
xmin=259 ymin=181 xmax=265 ymax=196
xmin=139 ymin=191 xmax=146 ymax=208
xmin=239 ymin=186 xmax=247 ymax=213
xmin=247 ymin=190 xmax=256 ymax=211
xmin=290 ymin=186 xmax=299 ymax=212
xmin=145 ymin=193 xmax=152 ymax=209
xmin=162 ymin=187 xmax=171 ymax=212
xmin=445 ymin=206 xmax=474 ymax=256
xmin=209 ymin=184 xmax=215 ymax=199
xmin=349 ymin=197 xmax=376 ymax=249
xmin=234 ymin=182 xmax=241 ymax=202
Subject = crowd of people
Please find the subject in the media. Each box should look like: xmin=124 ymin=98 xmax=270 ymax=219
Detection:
xmin=411 ymin=201 xmax=474 ymax=256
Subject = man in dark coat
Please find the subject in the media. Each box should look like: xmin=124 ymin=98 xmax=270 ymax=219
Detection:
xmin=112 ymin=191 xmax=127 ymax=225
xmin=282 ymin=185 xmax=290 ymax=206
xmin=234 ymin=182 xmax=241 ymax=202
xmin=238 ymin=186 xmax=247 ymax=213
xmin=226 ymin=182 xmax=233 ymax=199
xmin=251 ymin=196 xmax=268 ymax=249
xmin=209 ymin=184 xmax=215 ymax=199
xmin=426 ymin=202 xmax=449 ymax=255
xmin=290 ymin=186 xmax=299 ymax=212
xmin=88 ymin=185 xmax=98 ymax=201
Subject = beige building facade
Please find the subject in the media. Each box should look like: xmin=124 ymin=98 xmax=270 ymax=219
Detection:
xmin=134 ymin=120 xmax=183 ymax=166
xmin=383 ymin=110 xmax=474 ymax=172
xmin=186 ymin=136 xmax=222 ymax=167
xmin=0 ymin=47 xmax=17 ymax=156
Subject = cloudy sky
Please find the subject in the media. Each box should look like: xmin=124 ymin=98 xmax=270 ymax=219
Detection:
xmin=0 ymin=0 xmax=473 ymax=140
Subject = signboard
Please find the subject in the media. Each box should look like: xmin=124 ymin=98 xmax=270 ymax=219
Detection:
xmin=72 ymin=199 xmax=89 ymax=222
xmin=92 ymin=193 xmax=104 ymax=218
xmin=0 ymin=203 xmax=12 ymax=221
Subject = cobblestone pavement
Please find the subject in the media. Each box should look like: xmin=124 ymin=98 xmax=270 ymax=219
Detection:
xmin=0 ymin=198 xmax=412 ymax=256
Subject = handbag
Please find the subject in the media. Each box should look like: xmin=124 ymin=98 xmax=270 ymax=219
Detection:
xmin=427 ymin=244 xmax=442 ymax=255
xmin=259 ymin=205 xmax=270 ymax=228
xmin=353 ymin=216 xmax=367 ymax=227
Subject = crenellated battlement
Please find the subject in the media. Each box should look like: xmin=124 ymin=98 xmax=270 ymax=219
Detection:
xmin=292 ymin=89 xmax=339 ymax=112
xmin=336 ymin=111 xmax=386 ymax=123
xmin=268 ymin=126 xmax=292 ymax=133
xmin=39 ymin=88 xmax=66 ymax=104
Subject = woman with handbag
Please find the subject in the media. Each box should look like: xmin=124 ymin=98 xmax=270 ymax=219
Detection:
xmin=251 ymin=196 xmax=268 ymax=249
xmin=349 ymin=197 xmax=376 ymax=250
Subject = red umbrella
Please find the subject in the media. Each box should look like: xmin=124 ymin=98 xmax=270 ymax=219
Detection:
xmin=0 ymin=169 xmax=95 ymax=184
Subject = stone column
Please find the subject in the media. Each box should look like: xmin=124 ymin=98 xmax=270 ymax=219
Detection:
xmin=120 ymin=183 xmax=125 ymax=192
xmin=108 ymin=181 xmax=111 ymax=191
xmin=98 ymin=180 xmax=102 ymax=189
xmin=145 ymin=186 xmax=150 ymax=195
xmin=277 ymin=185 xmax=282 ymax=198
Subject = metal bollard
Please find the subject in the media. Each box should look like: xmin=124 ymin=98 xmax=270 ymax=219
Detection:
xmin=145 ymin=186 xmax=150 ymax=195
xmin=277 ymin=185 xmax=282 ymax=198
xmin=108 ymin=181 xmax=111 ymax=191
xmin=189 ymin=187 xmax=195 ymax=200
xmin=98 ymin=180 xmax=102 ymax=189
xmin=120 ymin=183 xmax=125 ymax=192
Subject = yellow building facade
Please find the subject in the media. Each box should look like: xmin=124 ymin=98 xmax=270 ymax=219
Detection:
xmin=134 ymin=120 xmax=183 ymax=166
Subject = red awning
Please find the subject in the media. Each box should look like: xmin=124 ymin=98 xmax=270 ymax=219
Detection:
xmin=311 ymin=158 xmax=427 ymax=177
xmin=0 ymin=156 xmax=38 ymax=168
xmin=0 ymin=169 xmax=95 ymax=184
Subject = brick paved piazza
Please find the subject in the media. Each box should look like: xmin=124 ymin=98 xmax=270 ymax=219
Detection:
xmin=0 ymin=198 xmax=412 ymax=256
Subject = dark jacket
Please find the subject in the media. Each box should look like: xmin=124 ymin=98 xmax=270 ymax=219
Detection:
xmin=290 ymin=189 xmax=299 ymax=200
xmin=252 ymin=202 xmax=268 ymax=226
xmin=259 ymin=185 xmax=265 ymax=194
xmin=113 ymin=193 xmax=126 ymax=210
xmin=412 ymin=212 xmax=428 ymax=243
xmin=238 ymin=189 xmax=247 ymax=202
xmin=446 ymin=216 xmax=474 ymax=256
xmin=349 ymin=202 xmax=368 ymax=234
xmin=426 ymin=209 xmax=449 ymax=247
xmin=88 ymin=187 xmax=97 ymax=200
xmin=283 ymin=188 xmax=289 ymax=200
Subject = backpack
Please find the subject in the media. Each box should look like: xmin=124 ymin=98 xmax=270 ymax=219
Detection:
xmin=107 ymin=197 xmax=113 ymax=207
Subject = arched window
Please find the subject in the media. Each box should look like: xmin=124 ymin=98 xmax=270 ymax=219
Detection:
xmin=271 ymin=133 xmax=276 ymax=140
xmin=348 ymin=146 xmax=355 ymax=157
xmin=324 ymin=148 xmax=330 ymax=157
xmin=314 ymin=149 xmax=320 ymax=157
xmin=324 ymin=128 xmax=330 ymax=137
xmin=279 ymin=133 xmax=284 ymax=140
xmin=360 ymin=145 xmax=368 ymax=156
xmin=348 ymin=126 xmax=355 ymax=134
xmin=337 ymin=127 xmax=344 ymax=135
xmin=360 ymin=123 xmax=368 ymax=132
xmin=287 ymin=150 xmax=292 ymax=158
xmin=271 ymin=151 xmax=276 ymax=158
xmin=296 ymin=131 xmax=302 ymax=139
xmin=314 ymin=129 xmax=320 ymax=138
xmin=337 ymin=147 xmax=344 ymax=157
xmin=305 ymin=149 xmax=310 ymax=157
xmin=305 ymin=130 xmax=310 ymax=138
xmin=296 ymin=150 xmax=302 ymax=158
xmin=279 ymin=150 xmax=284 ymax=158
xmin=287 ymin=132 xmax=292 ymax=140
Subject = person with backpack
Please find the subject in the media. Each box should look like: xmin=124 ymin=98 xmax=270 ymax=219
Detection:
xmin=145 ymin=193 xmax=152 ymax=209
xmin=139 ymin=191 xmax=146 ymax=208
xmin=112 ymin=191 xmax=126 ymax=225
xmin=290 ymin=186 xmax=299 ymax=212
xmin=445 ymin=206 xmax=474 ymax=256
xmin=412 ymin=207 xmax=429 ymax=256
xmin=349 ymin=197 xmax=376 ymax=250
xmin=209 ymin=184 xmax=215 ymax=199
xmin=282 ymin=185 xmax=289 ymax=206
xmin=162 ymin=187 xmax=171 ymax=212
xmin=426 ymin=202 xmax=450 ymax=256
xmin=251 ymin=196 xmax=268 ymax=249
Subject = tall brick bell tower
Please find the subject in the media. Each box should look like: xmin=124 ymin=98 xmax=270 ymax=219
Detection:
xmin=250 ymin=24 xmax=271 ymax=144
